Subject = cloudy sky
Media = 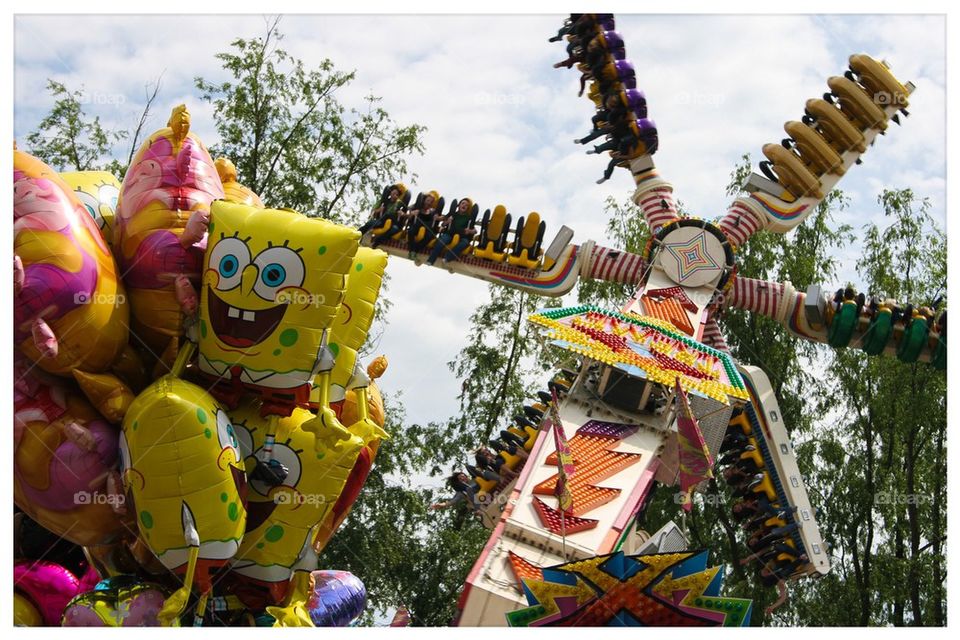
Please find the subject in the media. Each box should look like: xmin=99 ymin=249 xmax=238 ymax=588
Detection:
xmin=13 ymin=13 xmax=946 ymax=467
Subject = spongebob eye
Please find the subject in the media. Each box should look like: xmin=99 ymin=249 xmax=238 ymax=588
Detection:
xmin=209 ymin=237 xmax=251 ymax=291
xmin=215 ymin=410 xmax=240 ymax=457
xmin=232 ymin=422 xmax=255 ymax=459
xmin=252 ymin=246 xmax=305 ymax=301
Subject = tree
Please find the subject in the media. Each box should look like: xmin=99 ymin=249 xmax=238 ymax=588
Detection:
xmin=195 ymin=16 xmax=426 ymax=223
xmin=26 ymin=79 xmax=128 ymax=176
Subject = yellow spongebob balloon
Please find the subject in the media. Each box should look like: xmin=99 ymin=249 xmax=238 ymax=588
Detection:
xmin=229 ymin=398 xmax=363 ymax=600
xmin=59 ymin=171 xmax=121 ymax=247
xmin=119 ymin=347 xmax=247 ymax=617
xmin=197 ymin=200 xmax=360 ymax=416
xmin=320 ymin=247 xmax=388 ymax=404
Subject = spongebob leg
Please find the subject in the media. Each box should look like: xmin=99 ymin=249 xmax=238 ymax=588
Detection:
xmin=157 ymin=503 xmax=202 ymax=627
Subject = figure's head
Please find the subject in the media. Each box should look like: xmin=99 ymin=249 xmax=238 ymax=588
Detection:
xmin=458 ymin=198 xmax=473 ymax=213
xmin=198 ymin=201 xmax=359 ymax=394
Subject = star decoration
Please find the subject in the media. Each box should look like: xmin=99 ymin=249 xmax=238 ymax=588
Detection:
xmin=662 ymin=232 xmax=722 ymax=282
xmin=506 ymin=550 xmax=753 ymax=627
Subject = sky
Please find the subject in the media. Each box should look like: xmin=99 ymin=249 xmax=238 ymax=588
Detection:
xmin=13 ymin=13 xmax=947 ymax=479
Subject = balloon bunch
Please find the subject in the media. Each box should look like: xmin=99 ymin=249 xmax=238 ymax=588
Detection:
xmin=13 ymin=104 xmax=390 ymax=626
xmin=551 ymin=13 xmax=659 ymax=184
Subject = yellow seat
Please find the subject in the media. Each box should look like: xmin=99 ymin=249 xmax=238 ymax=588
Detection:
xmin=499 ymin=448 xmax=524 ymax=470
xmin=507 ymin=212 xmax=546 ymax=269
xmin=475 ymin=475 xmax=498 ymax=494
xmin=762 ymin=143 xmax=824 ymax=200
xmin=784 ymin=120 xmax=845 ymax=177
xmin=827 ymin=76 xmax=888 ymax=131
xmin=848 ymin=54 xmax=909 ymax=110
xmin=427 ymin=199 xmax=477 ymax=257
xmin=752 ymin=473 xmax=778 ymax=502
xmin=474 ymin=205 xmax=512 ymax=262
xmin=805 ymin=98 xmax=867 ymax=154
xmin=370 ymin=184 xmax=411 ymax=240
xmin=741 ymin=437 xmax=766 ymax=469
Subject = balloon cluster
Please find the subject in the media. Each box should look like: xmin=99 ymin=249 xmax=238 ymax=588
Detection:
xmin=551 ymin=13 xmax=658 ymax=184
xmin=13 ymin=104 xmax=389 ymax=626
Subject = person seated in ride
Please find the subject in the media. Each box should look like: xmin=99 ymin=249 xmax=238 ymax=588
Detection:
xmin=426 ymin=197 xmax=477 ymax=266
xmin=476 ymin=446 xmax=517 ymax=481
xmin=491 ymin=436 xmax=528 ymax=461
xmin=359 ymin=184 xmax=406 ymax=241
xmin=401 ymin=190 xmax=440 ymax=258
xmin=430 ymin=472 xmax=481 ymax=511
xmin=590 ymin=117 xmax=658 ymax=184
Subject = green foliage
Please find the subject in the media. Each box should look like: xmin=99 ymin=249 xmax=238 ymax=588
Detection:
xmin=26 ymin=79 xmax=127 ymax=176
xmin=195 ymin=17 xmax=426 ymax=223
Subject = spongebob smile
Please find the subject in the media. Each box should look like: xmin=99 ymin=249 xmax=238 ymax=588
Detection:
xmin=207 ymin=286 xmax=287 ymax=348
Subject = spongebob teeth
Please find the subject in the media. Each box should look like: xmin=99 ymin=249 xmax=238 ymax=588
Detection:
xmin=242 ymin=311 xmax=255 ymax=322
xmin=228 ymin=306 xmax=240 ymax=319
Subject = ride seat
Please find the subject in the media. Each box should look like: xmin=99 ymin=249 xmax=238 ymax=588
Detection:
xmin=507 ymin=212 xmax=546 ymax=269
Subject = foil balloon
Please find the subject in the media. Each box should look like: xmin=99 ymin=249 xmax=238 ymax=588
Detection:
xmin=197 ymin=200 xmax=359 ymax=416
xmin=59 ymin=170 xmax=121 ymax=247
xmin=119 ymin=346 xmax=247 ymax=624
xmin=13 ymin=149 xmax=130 ymax=379
xmin=230 ymin=397 xmax=363 ymax=605
xmin=62 ymin=575 xmax=171 ymax=627
xmin=215 ymin=157 xmax=265 ymax=208
xmin=14 ymin=364 xmax=130 ymax=547
xmin=306 ymin=570 xmax=367 ymax=627
xmin=326 ymin=247 xmax=388 ymax=404
xmin=114 ymin=104 xmax=224 ymax=352
xmin=14 ymin=560 xmax=92 ymax=626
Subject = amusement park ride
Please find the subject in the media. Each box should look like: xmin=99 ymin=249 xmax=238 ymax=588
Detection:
xmin=11 ymin=13 xmax=945 ymax=629
xmin=359 ymin=13 xmax=944 ymax=626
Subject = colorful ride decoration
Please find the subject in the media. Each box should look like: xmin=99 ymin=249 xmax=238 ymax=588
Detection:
xmin=305 ymin=570 xmax=368 ymax=627
xmin=61 ymin=575 xmax=171 ymax=627
xmin=13 ymin=148 xmax=131 ymax=383
xmin=60 ymin=170 xmax=122 ymax=247
xmin=506 ymin=550 xmax=752 ymax=627
xmin=115 ymin=104 xmax=224 ymax=352
xmin=197 ymin=200 xmax=359 ymax=415
xmin=14 ymin=363 xmax=130 ymax=547
xmin=529 ymin=305 xmax=749 ymax=405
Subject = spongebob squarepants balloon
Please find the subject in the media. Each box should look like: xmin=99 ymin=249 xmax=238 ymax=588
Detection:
xmin=197 ymin=201 xmax=359 ymax=416
xmin=120 ymin=374 xmax=247 ymax=592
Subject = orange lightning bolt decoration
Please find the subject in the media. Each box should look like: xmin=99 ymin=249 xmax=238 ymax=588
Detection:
xmin=532 ymin=420 xmax=643 ymax=534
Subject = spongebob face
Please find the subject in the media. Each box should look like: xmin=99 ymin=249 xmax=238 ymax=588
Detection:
xmin=229 ymin=399 xmax=362 ymax=584
xmin=59 ymin=171 xmax=121 ymax=244
xmin=119 ymin=376 xmax=247 ymax=570
xmin=198 ymin=201 xmax=360 ymax=401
